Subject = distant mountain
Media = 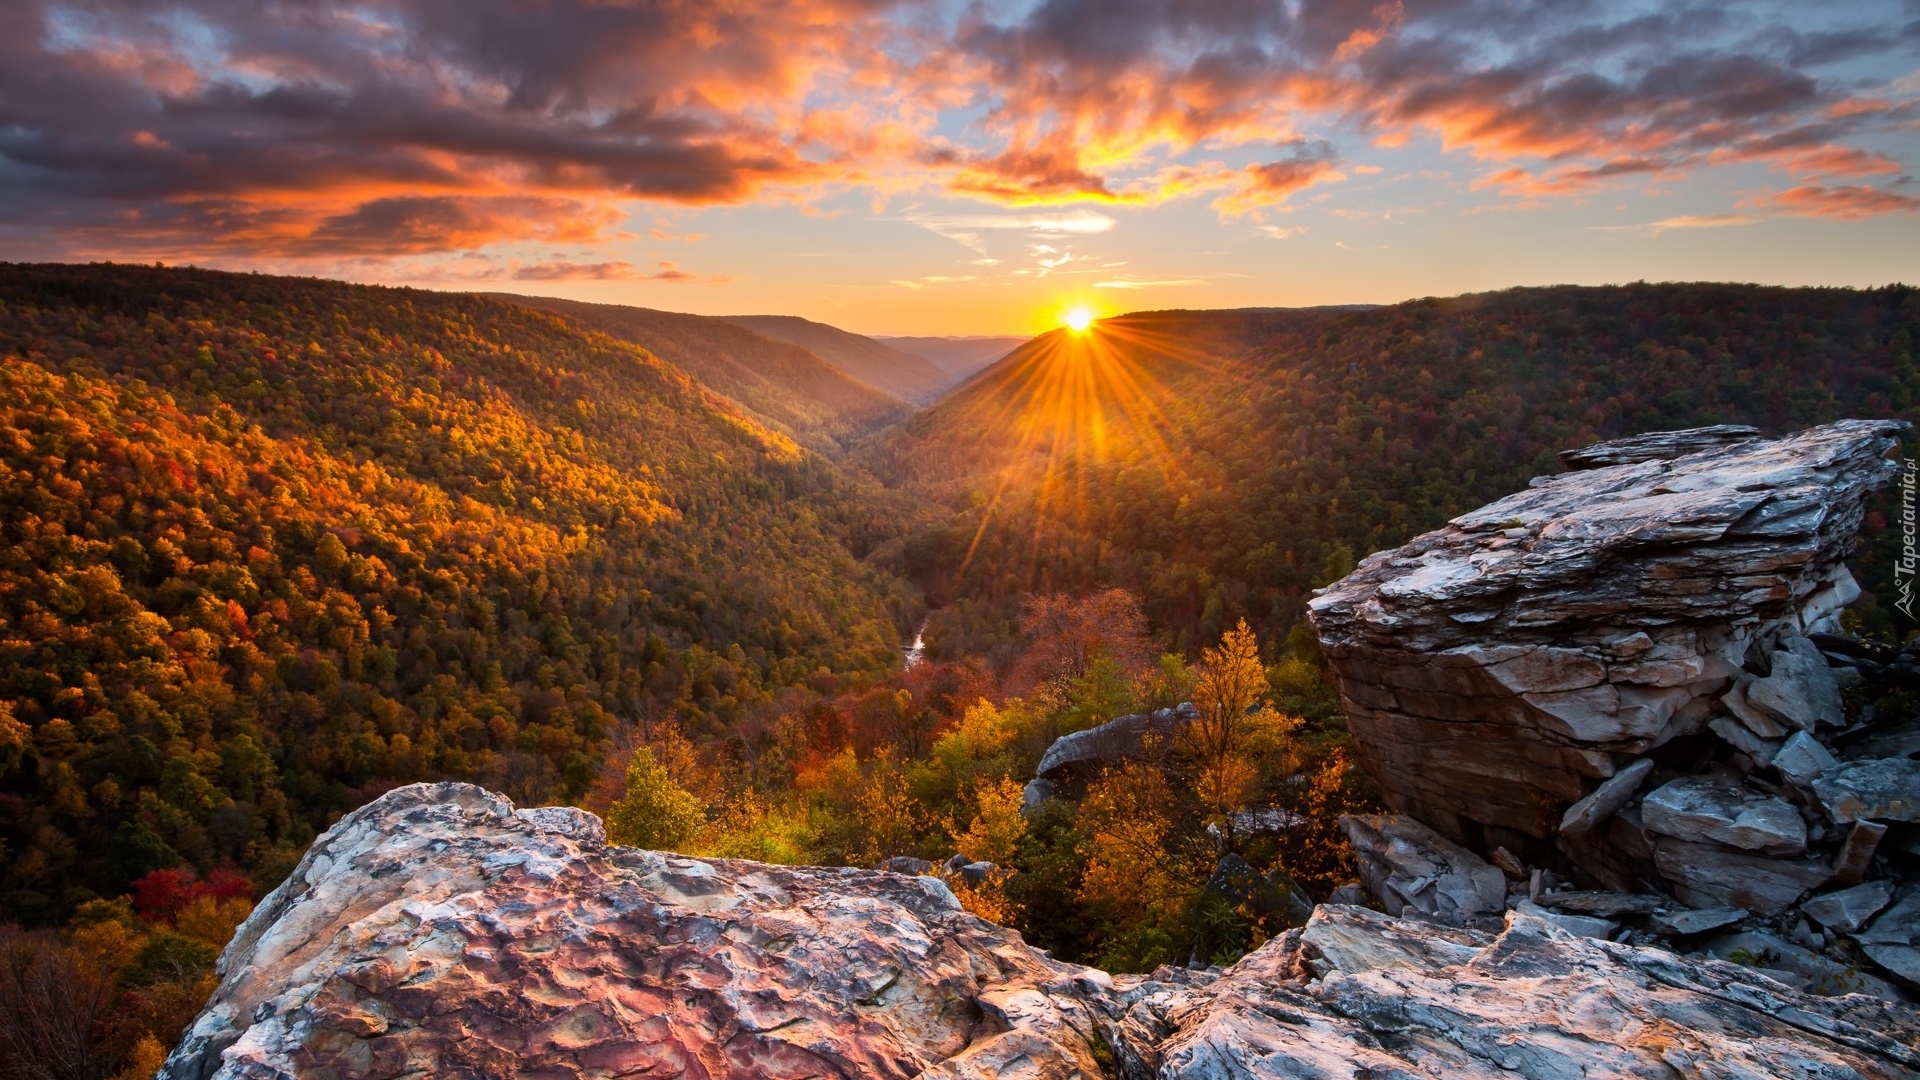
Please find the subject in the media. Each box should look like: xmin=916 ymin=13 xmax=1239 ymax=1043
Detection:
xmin=873 ymin=335 xmax=1029 ymax=383
xmin=721 ymin=315 xmax=952 ymax=404
xmin=872 ymin=286 xmax=1920 ymax=660
xmin=489 ymin=294 xmax=908 ymax=452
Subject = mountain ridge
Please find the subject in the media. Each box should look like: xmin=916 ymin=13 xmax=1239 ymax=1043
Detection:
xmin=722 ymin=314 xmax=953 ymax=404
xmin=487 ymin=292 xmax=910 ymax=452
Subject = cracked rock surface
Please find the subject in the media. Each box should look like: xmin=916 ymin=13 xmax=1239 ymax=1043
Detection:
xmin=158 ymin=784 xmax=1920 ymax=1079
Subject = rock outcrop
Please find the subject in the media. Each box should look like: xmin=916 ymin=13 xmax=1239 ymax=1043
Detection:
xmin=1308 ymin=419 xmax=1900 ymax=851
xmin=1310 ymin=420 xmax=1920 ymax=999
xmin=162 ymin=783 xmax=1920 ymax=1079
xmin=1033 ymin=704 xmax=1196 ymax=781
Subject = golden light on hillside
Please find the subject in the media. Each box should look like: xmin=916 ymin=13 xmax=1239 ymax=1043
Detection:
xmin=939 ymin=314 xmax=1229 ymax=580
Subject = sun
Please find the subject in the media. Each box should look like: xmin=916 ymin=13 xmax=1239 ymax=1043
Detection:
xmin=1064 ymin=307 xmax=1095 ymax=333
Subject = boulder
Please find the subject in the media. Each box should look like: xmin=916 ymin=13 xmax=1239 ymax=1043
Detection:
xmin=1813 ymin=758 xmax=1920 ymax=823
xmin=1308 ymin=420 xmax=1904 ymax=868
xmin=1652 ymin=837 xmax=1832 ymax=916
xmin=1834 ymin=820 xmax=1890 ymax=884
xmin=1205 ymin=806 xmax=1308 ymax=851
xmin=158 ymin=784 xmax=1114 ymax=1080
xmin=1707 ymin=715 xmax=1781 ymax=765
xmin=1641 ymin=776 xmax=1809 ymax=856
xmin=876 ymin=855 xmax=934 ymax=875
xmin=1722 ymin=678 xmax=1794 ymax=738
xmin=1858 ymin=886 xmax=1920 ymax=987
xmin=957 ymin=861 xmax=998 ymax=886
xmin=1745 ymin=635 xmax=1847 ymax=731
xmin=1033 ymin=703 xmax=1194 ymax=780
xmin=1772 ymin=730 xmax=1839 ymax=788
xmin=1020 ymin=777 xmax=1054 ymax=814
xmin=1339 ymin=814 xmax=1506 ymax=923
xmin=1801 ymin=880 xmax=1896 ymax=933
xmin=159 ymin=787 xmax=1920 ymax=1080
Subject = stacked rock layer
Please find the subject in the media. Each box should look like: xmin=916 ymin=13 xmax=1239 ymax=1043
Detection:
xmin=1311 ymin=419 xmax=1920 ymax=992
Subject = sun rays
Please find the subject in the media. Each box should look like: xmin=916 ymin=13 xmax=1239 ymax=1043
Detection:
xmin=942 ymin=314 xmax=1234 ymax=582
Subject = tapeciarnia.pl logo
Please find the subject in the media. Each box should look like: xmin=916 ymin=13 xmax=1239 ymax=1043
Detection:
xmin=1899 ymin=457 xmax=1918 ymax=619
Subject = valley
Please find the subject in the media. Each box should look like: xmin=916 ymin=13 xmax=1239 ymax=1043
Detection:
xmin=2 ymin=264 xmax=1919 ymax=1074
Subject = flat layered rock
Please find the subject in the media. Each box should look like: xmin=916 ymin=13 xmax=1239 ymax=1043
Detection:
xmin=1118 ymin=906 xmax=1920 ymax=1079
xmin=1652 ymin=837 xmax=1833 ymax=916
xmin=1309 ymin=419 xmax=1903 ymax=890
xmin=1803 ymin=880 xmax=1896 ymax=934
xmin=1814 ymin=758 xmax=1920 ymax=824
xmin=1642 ymin=776 xmax=1809 ymax=856
xmin=159 ymin=786 xmax=1920 ymax=1080
xmin=1558 ymin=425 xmax=1760 ymax=469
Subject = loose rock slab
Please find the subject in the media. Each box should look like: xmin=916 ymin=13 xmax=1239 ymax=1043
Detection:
xmin=1642 ymin=775 xmax=1809 ymax=856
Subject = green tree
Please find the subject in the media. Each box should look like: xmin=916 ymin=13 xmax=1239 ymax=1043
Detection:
xmin=605 ymin=747 xmax=705 ymax=850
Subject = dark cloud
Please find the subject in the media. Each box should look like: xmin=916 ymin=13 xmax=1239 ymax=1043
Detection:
xmin=0 ymin=0 xmax=1915 ymax=264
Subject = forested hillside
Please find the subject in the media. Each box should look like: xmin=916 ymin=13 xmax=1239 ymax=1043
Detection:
xmin=490 ymin=293 xmax=909 ymax=453
xmin=0 ymin=262 xmax=919 ymax=927
xmin=872 ymin=335 xmax=1028 ymax=384
xmin=877 ymin=285 xmax=1920 ymax=661
xmin=721 ymin=315 xmax=953 ymax=404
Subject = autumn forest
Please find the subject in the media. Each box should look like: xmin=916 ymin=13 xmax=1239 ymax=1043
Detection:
xmin=3 ymin=263 xmax=1919 ymax=1075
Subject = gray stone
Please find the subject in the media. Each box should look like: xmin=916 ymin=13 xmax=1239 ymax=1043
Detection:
xmin=1834 ymin=819 xmax=1889 ymax=884
xmin=1705 ymin=930 xmax=1907 ymax=1001
xmin=1801 ymin=880 xmax=1896 ymax=933
xmin=1707 ymin=715 xmax=1780 ymax=765
xmin=1652 ymin=836 xmax=1832 ymax=916
xmin=1325 ymin=883 xmax=1369 ymax=906
xmin=1020 ymin=777 xmax=1054 ymax=814
xmin=1649 ymin=906 xmax=1747 ymax=936
xmin=1557 ymin=757 xmax=1655 ymax=839
xmin=1746 ymin=636 xmax=1846 ymax=731
xmin=1205 ymin=807 xmax=1309 ymax=851
xmin=1033 ymin=703 xmax=1193 ymax=780
xmin=1558 ymin=425 xmax=1761 ymax=469
xmin=1339 ymin=813 xmax=1506 ymax=923
xmin=1513 ymin=898 xmax=1617 ymax=940
xmin=1858 ymin=887 xmax=1920 ymax=986
xmin=1849 ymin=717 xmax=1920 ymax=760
xmin=1641 ymin=775 xmax=1808 ymax=856
xmin=1772 ymin=730 xmax=1839 ymax=787
xmin=1723 ymin=678 xmax=1793 ymax=738
xmin=1532 ymin=890 xmax=1665 ymax=917
xmin=958 ymin=860 xmax=997 ymax=886
xmin=876 ymin=855 xmax=934 ymax=875
xmin=1813 ymin=758 xmax=1920 ymax=823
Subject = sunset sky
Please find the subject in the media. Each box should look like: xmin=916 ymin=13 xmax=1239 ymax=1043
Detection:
xmin=2 ymin=0 xmax=1917 ymax=334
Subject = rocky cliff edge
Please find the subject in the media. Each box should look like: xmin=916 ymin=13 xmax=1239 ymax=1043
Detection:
xmin=161 ymin=782 xmax=1920 ymax=1079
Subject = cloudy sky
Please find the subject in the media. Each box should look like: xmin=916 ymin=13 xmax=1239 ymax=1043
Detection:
xmin=2 ymin=0 xmax=1916 ymax=334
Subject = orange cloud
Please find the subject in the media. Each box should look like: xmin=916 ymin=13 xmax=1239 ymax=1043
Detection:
xmin=3 ymin=0 xmax=1917 ymax=268
xmin=1746 ymin=185 xmax=1920 ymax=220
